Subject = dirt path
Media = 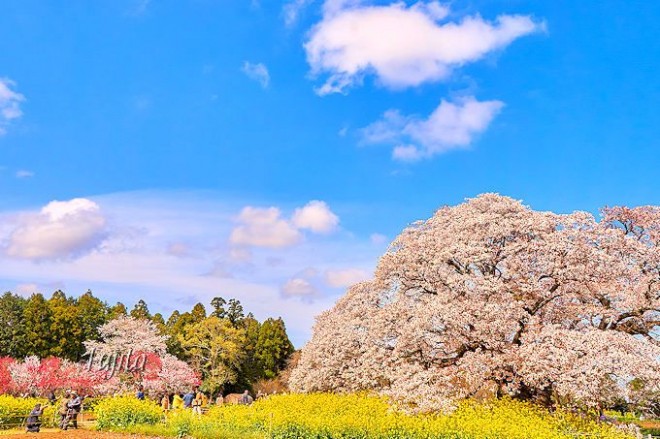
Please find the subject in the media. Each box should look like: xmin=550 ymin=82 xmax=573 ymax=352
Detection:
xmin=0 ymin=429 xmax=165 ymax=438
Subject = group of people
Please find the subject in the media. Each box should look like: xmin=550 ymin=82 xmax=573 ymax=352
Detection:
xmin=139 ymin=386 xmax=256 ymax=415
xmin=25 ymin=390 xmax=83 ymax=433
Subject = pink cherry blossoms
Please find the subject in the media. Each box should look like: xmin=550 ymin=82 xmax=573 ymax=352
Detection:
xmin=290 ymin=194 xmax=660 ymax=411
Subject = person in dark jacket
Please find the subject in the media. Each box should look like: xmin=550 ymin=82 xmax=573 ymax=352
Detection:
xmin=26 ymin=403 xmax=45 ymax=433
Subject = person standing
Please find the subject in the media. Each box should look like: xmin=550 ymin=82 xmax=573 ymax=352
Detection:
xmin=136 ymin=385 xmax=145 ymax=400
xmin=172 ymin=393 xmax=184 ymax=410
xmin=58 ymin=392 xmax=71 ymax=430
xmin=239 ymin=390 xmax=253 ymax=405
xmin=161 ymin=393 xmax=170 ymax=412
xmin=183 ymin=388 xmax=196 ymax=408
xmin=67 ymin=392 xmax=82 ymax=429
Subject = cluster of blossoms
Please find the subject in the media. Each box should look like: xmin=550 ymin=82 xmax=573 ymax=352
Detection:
xmin=0 ymin=356 xmax=105 ymax=395
xmin=0 ymin=316 xmax=199 ymax=396
xmin=290 ymin=194 xmax=660 ymax=412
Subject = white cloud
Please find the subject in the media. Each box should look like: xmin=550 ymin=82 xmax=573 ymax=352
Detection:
xmin=324 ymin=268 xmax=370 ymax=288
xmin=281 ymin=277 xmax=318 ymax=298
xmin=230 ymin=201 xmax=340 ymax=248
xmin=230 ymin=206 xmax=301 ymax=249
xmin=5 ymin=198 xmax=107 ymax=260
xmin=283 ymin=0 xmax=313 ymax=26
xmin=0 ymin=78 xmax=25 ymax=135
xmin=362 ymin=96 xmax=504 ymax=160
xmin=305 ymin=1 xmax=543 ymax=94
xmin=0 ymin=191 xmax=382 ymax=346
xmin=242 ymin=62 xmax=271 ymax=89
xmin=15 ymin=170 xmax=34 ymax=179
xmin=292 ymin=200 xmax=339 ymax=233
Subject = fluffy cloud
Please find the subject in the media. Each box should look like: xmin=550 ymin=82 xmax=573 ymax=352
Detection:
xmin=6 ymin=198 xmax=107 ymax=260
xmin=305 ymin=1 xmax=543 ymax=94
xmin=324 ymin=268 xmax=370 ymax=288
xmin=292 ymin=200 xmax=339 ymax=233
xmin=362 ymin=96 xmax=504 ymax=160
xmin=230 ymin=207 xmax=302 ymax=248
xmin=281 ymin=277 xmax=318 ymax=298
xmin=0 ymin=78 xmax=25 ymax=135
xmin=242 ymin=62 xmax=271 ymax=89
xmin=230 ymin=201 xmax=339 ymax=248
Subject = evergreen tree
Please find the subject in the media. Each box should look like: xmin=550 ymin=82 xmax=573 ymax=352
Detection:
xmin=130 ymin=299 xmax=151 ymax=320
xmin=238 ymin=315 xmax=261 ymax=387
xmin=0 ymin=292 xmax=27 ymax=358
xmin=108 ymin=302 xmax=127 ymax=319
xmin=255 ymin=318 xmax=295 ymax=379
xmin=151 ymin=313 xmax=167 ymax=335
xmin=226 ymin=298 xmax=244 ymax=326
xmin=23 ymin=293 xmax=54 ymax=357
xmin=210 ymin=297 xmax=227 ymax=319
xmin=48 ymin=290 xmax=81 ymax=360
xmin=166 ymin=311 xmax=194 ymax=358
xmin=190 ymin=303 xmax=207 ymax=323
xmin=76 ymin=290 xmax=109 ymax=345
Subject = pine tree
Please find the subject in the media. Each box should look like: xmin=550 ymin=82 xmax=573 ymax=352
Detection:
xmin=255 ymin=318 xmax=295 ymax=379
xmin=48 ymin=290 xmax=82 ymax=360
xmin=210 ymin=297 xmax=227 ymax=319
xmin=23 ymin=294 xmax=54 ymax=357
xmin=190 ymin=303 xmax=207 ymax=323
xmin=0 ymin=292 xmax=27 ymax=358
xmin=108 ymin=302 xmax=127 ymax=319
xmin=130 ymin=299 xmax=151 ymax=320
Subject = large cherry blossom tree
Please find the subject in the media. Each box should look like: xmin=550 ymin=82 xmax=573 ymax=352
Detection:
xmin=290 ymin=194 xmax=660 ymax=411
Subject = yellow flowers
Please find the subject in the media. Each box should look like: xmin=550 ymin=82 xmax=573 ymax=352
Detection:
xmin=93 ymin=393 xmax=635 ymax=438
xmin=94 ymin=395 xmax=163 ymax=429
xmin=0 ymin=395 xmax=56 ymax=429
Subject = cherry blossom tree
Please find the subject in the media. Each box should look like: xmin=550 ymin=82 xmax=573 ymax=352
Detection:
xmin=83 ymin=315 xmax=167 ymax=356
xmin=290 ymin=194 xmax=660 ymax=411
xmin=143 ymin=353 xmax=200 ymax=394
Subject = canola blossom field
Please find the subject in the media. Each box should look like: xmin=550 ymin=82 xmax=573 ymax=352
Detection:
xmin=88 ymin=393 xmax=634 ymax=439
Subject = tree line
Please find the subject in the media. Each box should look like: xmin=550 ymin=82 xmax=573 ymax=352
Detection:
xmin=0 ymin=291 xmax=295 ymax=394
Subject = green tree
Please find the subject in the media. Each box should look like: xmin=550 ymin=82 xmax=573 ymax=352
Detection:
xmin=237 ymin=315 xmax=261 ymax=387
xmin=210 ymin=297 xmax=227 ymax=319
xmin=151 ymin=313 xmax=167 ymax=335
xmin=226 ymin=298 xmax=244 ymax=326
xmin=190 ymin=303 xmax=207 ymax=323
xmin=0 ymin=292 xmax=27 ymax=357
xmin=255 ymin=318 xmax=295 ymax=379
xmin=166 ymin=311 xmax=195 ymax=358
xmin=76 ymin=290 xmax=109 ymax=345
xmin=108 ymin=302 xmax=127 ymax=319
xmin=48 ymin=290 xmax=82 ymax=360
xmin=179 ymin=316 xmax=246 ymax=394
xmin=23 ymin=293 xmax=54 ymax=356
xmin=130 ymin=299 xmax=151 ymax=320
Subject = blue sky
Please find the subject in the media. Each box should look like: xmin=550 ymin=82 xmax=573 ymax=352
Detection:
xmin=1 ymin=0 xmax=659 ymax=346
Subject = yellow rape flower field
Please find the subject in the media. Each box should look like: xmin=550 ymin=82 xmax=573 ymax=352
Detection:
xmin=93 ymin=393 xmax=635 ymax=439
